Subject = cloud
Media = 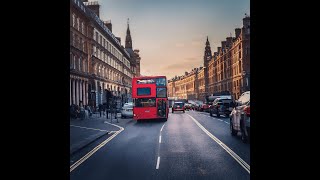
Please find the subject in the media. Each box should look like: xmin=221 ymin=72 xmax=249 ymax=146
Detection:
xmin=191 ymin=41 xmax=201 ymax=46
xmin=185 ymin=57 xmax=197 ymax=61
xmin=175 ymin=43 xmax=185 ymax=47
xmin=161 ymin=60 xmax=200 ymax=72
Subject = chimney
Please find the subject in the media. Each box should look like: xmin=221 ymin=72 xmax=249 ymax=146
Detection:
xmin=226 ymin=37 xmax=233 ymax=47
xmin=217 ymin=47 xmax=221 ymax=53
xmin=243 ymin=16 xmax=250 ymax=29
xmin=221 ymin=41 xmax=226 ymax=49
xmin=235 ymin=28 xmax=241 ymax=39
xmin=85 ymin=1 xmax=100 ymax=17
xmin=104 ymin=20 xmax=112 ymax=32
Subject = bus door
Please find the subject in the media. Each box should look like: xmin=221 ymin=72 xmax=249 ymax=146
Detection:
xmin=157 ymin=99 xmax=167 ymax=118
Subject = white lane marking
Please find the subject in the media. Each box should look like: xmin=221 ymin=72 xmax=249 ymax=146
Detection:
xmin=159 ymin=136 xmax=162 ymax=143
xmin=104 ymin=121 xmax=123 ymax=130
xmin=70 ymin=125 xmax=107 ymax=132
xmin=160 ymin=123 xmax=165 ymax=132
xmin=70 ymin=123 xmax=124 ymax=172
xmin=156 ymin=156 xmax=160 ymax=169
xmin=186 ymin=114 xmax=250 ymax=174
xmin=224 ymin=121 xmax=230 ymax=124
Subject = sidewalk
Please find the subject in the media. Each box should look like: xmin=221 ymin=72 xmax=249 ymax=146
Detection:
xmin=70 ymin=112 xmax=127 ymax=155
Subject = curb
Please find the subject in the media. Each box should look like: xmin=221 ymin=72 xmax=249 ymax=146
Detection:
xmin=70 ymin=131 xmax=110 ymax=156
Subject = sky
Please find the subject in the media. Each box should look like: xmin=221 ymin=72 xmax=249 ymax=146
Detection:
xmin=96 ymin=0 xmax=250 ymax=79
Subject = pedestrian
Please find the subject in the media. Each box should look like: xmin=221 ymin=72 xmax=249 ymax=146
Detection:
xmin=99 ymin=104 xmax=103 ymax=117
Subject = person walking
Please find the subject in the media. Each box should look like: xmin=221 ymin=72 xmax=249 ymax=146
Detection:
xmin=98 ymin=104 xmax=103 ymax=117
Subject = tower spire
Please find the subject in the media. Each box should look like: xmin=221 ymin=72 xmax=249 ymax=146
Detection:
xmin=125 ymin=18 xmax=132 ymax=49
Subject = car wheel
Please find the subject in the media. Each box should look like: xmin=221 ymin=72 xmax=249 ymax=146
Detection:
xmin=183 ymin=110 xmax=185 ymax=113
xmin=172 ymin=110 xmax=174 ymax=113
xmin=230 ymin=118 xmax=237 ymax=136
xmin=241 ymin=122 xmax=248 ymax=143
xmin=225 ymin=113 xmax=229 ymax=118
xmin=210 ymin=110 xmax=212 ymax=116
xmin=164 ymin=118 xmax=167 ymax=122
xmin=217 ymin=112 xmax=220 ymax=118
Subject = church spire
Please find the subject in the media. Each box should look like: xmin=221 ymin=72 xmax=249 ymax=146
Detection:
xmin=125 ymin=18 xmax=132 ymax=49
xmin=204 ymin=36 xmax=212 ymax=65
xmin=206 ymin=36 xmax=210 ymax=46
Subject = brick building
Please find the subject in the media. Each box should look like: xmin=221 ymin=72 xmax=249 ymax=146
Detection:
xmin=168 ymin=15 xmax=250 ymax=101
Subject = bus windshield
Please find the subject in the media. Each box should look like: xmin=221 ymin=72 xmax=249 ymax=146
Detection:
xmin=134 ymin=98 xmax=156 ymax=107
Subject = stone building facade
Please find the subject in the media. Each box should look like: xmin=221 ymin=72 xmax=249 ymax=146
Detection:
xmin=70 ymin=0 xmax=140 ymax=109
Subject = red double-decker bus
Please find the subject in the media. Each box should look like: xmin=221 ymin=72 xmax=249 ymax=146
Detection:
xmin=132 ymin=76 xmax=168 ymax=121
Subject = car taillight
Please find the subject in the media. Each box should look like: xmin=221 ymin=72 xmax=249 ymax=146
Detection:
xmin=244 ymin=106 xmax=250 ymax=116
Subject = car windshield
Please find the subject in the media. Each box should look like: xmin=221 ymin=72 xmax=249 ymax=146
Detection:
xmin=174 ymin=103 xmax=184 ymax=107
xmin=123 ymin=104 xmax=133 ymax=108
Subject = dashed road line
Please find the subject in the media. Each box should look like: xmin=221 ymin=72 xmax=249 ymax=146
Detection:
xmin=160 ymin=123 xmax=165 ymax=132
xmin=156 ymin=156 xmax=160 ymax=169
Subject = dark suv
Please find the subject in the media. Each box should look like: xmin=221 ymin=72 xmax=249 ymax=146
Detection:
xmin=209 ymin=97 xmax=233 ymax=117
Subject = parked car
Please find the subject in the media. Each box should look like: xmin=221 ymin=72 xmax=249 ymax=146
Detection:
xmin=121 ymin=102 xmax=133 ymax=118
xmin=200 ymin=103 xmax=210 ymax=112
xmin=194 ymin=101 xmax=203 ymax=111
xmin=230 ymin=91 xmax=250 ymax=143
xmin=172 ymin=102 xmax=185 ymax=113
xmin=184 ymin=103 xmax=191 ymax=111
xmin=209 ymin=97 xmax=233 ymax=117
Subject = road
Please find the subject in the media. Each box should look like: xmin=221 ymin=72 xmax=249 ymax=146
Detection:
xmin=70 ymin=110 xmax=250 ymax=180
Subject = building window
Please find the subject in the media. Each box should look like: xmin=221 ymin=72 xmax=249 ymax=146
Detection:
xmin=95 ymin=32 xmax=98 ymax=42
xmin=77 ymin=18 xmax=80 ymax=31
xmin=72 ymin=14 xmax=76 ymax=27
xmin=80 ymin=38 xmax=83 ymax=51
xmin=239 ymin=51 xmax=242 ymax=59
xmin=79 ymin=58 xmax=83 ymax=72
xmin=75 ymin=34 xmax=78 ymax=48
xmin=83 ymin=40 xmax=86 ymax=53
xmin=81 ymin=22 xmax=85 ymax=34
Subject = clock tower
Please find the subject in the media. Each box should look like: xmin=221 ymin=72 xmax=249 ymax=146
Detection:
xmin=203 ymin=36 xmax=212 ymax=101
xmin=204 ymin=36 xmax=212 ymax=68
